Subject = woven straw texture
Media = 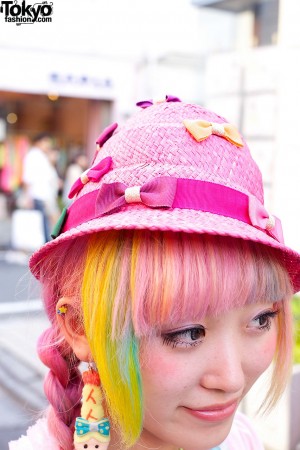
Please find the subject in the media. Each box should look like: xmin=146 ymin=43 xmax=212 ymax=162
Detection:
xmin=30 ymin=101 xmax=300 ymax=292
xmin=78 ymin=102 xmax=263 ymax=201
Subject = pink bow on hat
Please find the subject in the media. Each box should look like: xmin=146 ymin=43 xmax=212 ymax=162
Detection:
xmin=183 ymin=119 xmax=243 ymax=147
xmin=95 ymin=177 xmax=177 ymax=215
xmin=96 ymin=123 xmax=118 ymax=150
xmin=68 ymin=157 xmax=113 ymax=199
xmin=136 ymin=95 xmax=181 ymax=109
xmin=249 ymin=196 xmax=284 ymax=243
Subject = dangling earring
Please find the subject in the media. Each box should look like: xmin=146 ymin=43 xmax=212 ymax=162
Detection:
xmin=74 ymin=364 xmax=110 ymax=450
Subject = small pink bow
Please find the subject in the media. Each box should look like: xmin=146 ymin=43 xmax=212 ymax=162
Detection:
xmin=136 ymin=95 xmax=181 ymax=109
xmin=183 ymin=119 xmax=243 ymax=147
xmin=68 ymin=156 xmax=113 ymax=199
xmin=96 ymin=123 xmax=118 ymax=149
xmin=96 ymin=177 xmax=177 ymax=215
xmin=249 ymin=196 xmax=284 ymax=243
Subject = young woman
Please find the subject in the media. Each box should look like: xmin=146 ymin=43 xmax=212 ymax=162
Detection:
xmin=10 ymin=97 xmax=300 ymax=450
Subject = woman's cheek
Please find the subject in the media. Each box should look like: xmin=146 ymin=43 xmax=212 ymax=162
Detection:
xmin=249 ymin=330 xmax=278 ymax=377
xmin=140 ymin=343 xmax=185 ymax=389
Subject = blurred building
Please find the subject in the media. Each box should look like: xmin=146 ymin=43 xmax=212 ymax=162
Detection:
xmin=0 ymin=50 xmax=115 ymax=190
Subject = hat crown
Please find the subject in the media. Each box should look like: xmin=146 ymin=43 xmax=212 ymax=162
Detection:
xmin=30 ymin=100 xmax=300 ymax=293
xmin=82 ymin=102 xmax=263 ymax=204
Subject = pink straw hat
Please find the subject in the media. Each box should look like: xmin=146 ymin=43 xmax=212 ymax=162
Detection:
xmin=30 ymin=97 xmax=300 ymax=292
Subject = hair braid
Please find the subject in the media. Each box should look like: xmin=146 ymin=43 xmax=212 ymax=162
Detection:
xmin=38 ymin=326 xmax=83 ymax=450
xmin=34 ymin=238 xmax=88 ymax=448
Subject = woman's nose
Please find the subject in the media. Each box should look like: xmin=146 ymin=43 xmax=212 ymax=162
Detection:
xmin=199 ymin=336 xmax=245 ymax=394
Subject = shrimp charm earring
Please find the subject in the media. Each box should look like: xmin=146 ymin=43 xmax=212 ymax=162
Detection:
xmin=74 ymin=367 xmax=110 ymax=450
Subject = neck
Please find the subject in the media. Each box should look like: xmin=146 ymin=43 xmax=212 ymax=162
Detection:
xmin=108 ymin=428 xmax=219 ymax=450
xmin=108 ymin=431 xmax=181 ymax=450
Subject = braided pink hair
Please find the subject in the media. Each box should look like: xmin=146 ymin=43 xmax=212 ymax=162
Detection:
xmin=36 ymin=238 xmax=87 ymax=450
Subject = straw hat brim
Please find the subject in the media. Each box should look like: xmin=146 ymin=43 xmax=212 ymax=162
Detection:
xmin=29 ymin=204 xmax=300 ymax=293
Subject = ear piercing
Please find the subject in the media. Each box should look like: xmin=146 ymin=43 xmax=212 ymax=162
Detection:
xmin=57 ymin=305 xmax=68 ymax=315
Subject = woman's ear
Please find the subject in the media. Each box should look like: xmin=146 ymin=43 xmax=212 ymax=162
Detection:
xmin=56 ymin=297 xmax=91 ymax=362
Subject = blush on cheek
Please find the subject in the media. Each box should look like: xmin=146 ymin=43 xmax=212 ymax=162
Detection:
xmin=143 ymin=352 xmax=179 ymax=378
xmin=254 ymin=332 xmax=278 ymax=375
xmin=140 ymin=343 xmax=183 ymax=387
xmin=263 ymin=335 xmax=277 ymax=359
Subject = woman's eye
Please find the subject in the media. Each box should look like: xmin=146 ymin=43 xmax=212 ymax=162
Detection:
xmin=162 ymin=326 xmax=206 ymax=348
xmin=249 ymin=310 xmax=279 ymax=331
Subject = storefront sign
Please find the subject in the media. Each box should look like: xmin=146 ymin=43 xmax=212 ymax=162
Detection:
xmin=49 ymin=73 xmax=113 ymax=95
xmin=0 ymin=47 xmax=116 ymax=100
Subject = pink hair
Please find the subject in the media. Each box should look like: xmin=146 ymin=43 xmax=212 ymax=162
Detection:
xmin=35 ymin=230 xmax=293 ymax=449
xmin=36 ymin=238 xmax=87 ymax=450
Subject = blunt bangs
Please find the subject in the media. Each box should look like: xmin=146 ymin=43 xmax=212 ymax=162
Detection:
xmin=130 ymin=232 xmax=292 ymax=336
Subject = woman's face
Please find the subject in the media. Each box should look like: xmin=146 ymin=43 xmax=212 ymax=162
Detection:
xmin=138 ymin=302 xmax=278 ymax=450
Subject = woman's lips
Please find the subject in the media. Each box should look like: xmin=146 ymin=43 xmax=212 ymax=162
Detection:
xmin=184 ymin=400 xmax=238 ymax=422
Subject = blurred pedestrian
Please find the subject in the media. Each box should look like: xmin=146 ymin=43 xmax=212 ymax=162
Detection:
xmin=22 ymin=132 xmax=60 ymax=242
xmin=62 ymin=151 xmax=88 ymax=206
xmin=48 ymin=147 xmax=64 ymax=228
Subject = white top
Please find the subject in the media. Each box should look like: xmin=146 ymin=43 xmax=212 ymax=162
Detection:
xmin=9 ymin=412 xmax=264 ymax=450
xmin=22 ymin=147 xmax=60 ymax=206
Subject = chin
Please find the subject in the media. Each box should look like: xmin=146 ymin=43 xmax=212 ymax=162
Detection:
xmin=176 ymin=416 xmax=234 ymax=450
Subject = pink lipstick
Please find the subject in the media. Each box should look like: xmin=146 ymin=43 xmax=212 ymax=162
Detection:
xmin=184 ymin=400 xmax=238 ymax=422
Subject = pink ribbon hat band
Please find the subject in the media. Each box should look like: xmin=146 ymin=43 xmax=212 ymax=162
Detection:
xmin=29 ymin=97 xmax=300 ymax=292
xmin=62 ymin=176 xmax=283 ymax=245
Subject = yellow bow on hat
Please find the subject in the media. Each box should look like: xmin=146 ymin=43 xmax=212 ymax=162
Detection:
xmin=183 ymin=119 xmax=243 ymax=147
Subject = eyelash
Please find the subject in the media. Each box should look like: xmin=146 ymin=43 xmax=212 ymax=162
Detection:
xmin=251 ymin=309 xmax=279 ymax=331
xmin=161 ymin=310 xmax=279 ymax=349
xmin=162 ymin=326 xmax=206 ymax=349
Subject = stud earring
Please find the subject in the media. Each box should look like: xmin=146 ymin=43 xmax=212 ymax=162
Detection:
xmin=57 ymin=305 xmax=68 ymax=315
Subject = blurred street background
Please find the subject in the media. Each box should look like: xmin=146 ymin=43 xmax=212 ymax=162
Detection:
xmin=1 ymin=0 xmax=300 ymax=449
xmin=0 ymin=249 xmax=47 ymax=445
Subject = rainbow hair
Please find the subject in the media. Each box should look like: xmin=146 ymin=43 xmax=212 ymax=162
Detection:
xmin=37 ymin=230 xmax=293 ymax=449
xmin=82 ymin=233 xmax=142 ymax=445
